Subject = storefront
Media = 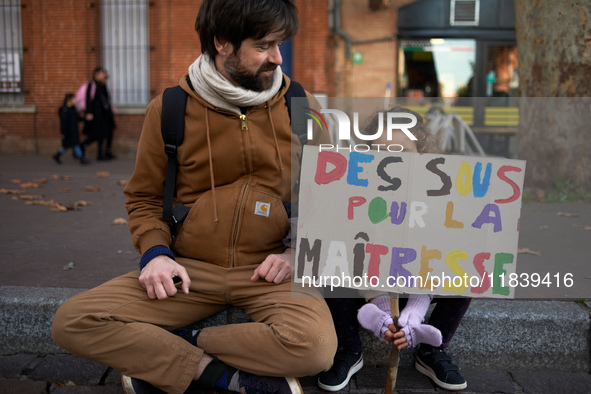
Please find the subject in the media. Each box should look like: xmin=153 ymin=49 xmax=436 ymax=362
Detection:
xmin=397 ymin=0 xmax=518 ymax=157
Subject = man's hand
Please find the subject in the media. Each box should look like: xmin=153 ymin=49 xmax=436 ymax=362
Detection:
xmin=251 ymin=250 xmax=293 ymax=284
xmin=85 ymin=113 xmax=94 ymax=121
xmin=139 ymin=255 xmax=191 ymax=299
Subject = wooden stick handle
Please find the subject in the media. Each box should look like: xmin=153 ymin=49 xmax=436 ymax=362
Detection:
xmin=385 ymin=296 xmax=400 ymax=394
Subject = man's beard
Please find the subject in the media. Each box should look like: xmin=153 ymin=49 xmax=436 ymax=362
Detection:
xmin=224 ymin=52 xmax=277 ymax=92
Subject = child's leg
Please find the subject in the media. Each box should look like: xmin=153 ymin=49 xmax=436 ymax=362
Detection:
xmin=318 ymin=293 xmax=364 ymax=391
xmin=73 ymin=145 xmax=83 ymax=159
xmin=414 ymin=298 xmax=471 ymax=390
xmin=53 ymin=147 xmax=66 ymax=164
xmin=326 ymin=297 xmax=364 ymax=353
xmin=426 ymin=297 xmax=471 ymax=349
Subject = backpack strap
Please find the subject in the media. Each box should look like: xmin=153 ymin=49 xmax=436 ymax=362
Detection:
xmin=284 ymin=80 xmax=308 ymax=146
xmin=160 ymin=80 xmax=309 ymax=229
xmin=161 ymin=86 xmax=188 ymax=234
xmin=284 ymin=80 xmax=309 ymax=218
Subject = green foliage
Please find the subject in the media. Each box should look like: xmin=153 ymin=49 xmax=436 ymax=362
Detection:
xmin=544 ymin=175 xmax=591 ymax=203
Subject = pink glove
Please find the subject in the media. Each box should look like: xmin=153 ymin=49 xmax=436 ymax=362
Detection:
xmin=398 ymin=295 xmax=442 ymax=347
xmin=357 ymin=296 xmax=393 ymax=342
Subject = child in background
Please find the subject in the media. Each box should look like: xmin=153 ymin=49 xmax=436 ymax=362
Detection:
xmin=53 ymin=93 xmax=89 ymax=165
xmin=318 ymin=107 xmax=470 ymax=392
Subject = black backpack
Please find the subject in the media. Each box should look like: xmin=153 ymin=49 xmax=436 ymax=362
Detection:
xmin=160 ymin=80 xmax=309 ymax=234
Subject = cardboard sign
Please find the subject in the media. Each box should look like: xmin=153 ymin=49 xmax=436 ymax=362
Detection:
xmin=294 ymin=146 xmax=526 ymax=298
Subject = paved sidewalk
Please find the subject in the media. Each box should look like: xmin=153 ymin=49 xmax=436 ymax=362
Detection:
xmin=2 ymin=352 xmax=591 ymax=393
xmin=1 ymin=153 xmax=590 ymax=296
xmin=0 ymin=153 xmax=590 ymax=393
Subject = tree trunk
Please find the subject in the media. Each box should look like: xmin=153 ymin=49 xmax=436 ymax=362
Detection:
xmin=515 ymin=0 xmax=591 ymax=193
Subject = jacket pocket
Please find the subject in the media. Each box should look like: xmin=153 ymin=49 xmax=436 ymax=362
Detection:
xmin=232 ymin=186 xmax=289 ymax=267
xmin=173 ymin=182 xmax=244 ymax=266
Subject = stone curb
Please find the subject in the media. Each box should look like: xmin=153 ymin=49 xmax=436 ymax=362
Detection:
xmin=1 ymin=286 xmax=589 ymax=372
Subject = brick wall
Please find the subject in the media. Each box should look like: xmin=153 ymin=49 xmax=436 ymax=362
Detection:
xmin=0 ymin=0 xmax=331 ymax=155
xmin=330 ymin=0 xmax=401 ymax=98
xmin=293 ymin=0 xmax=330 ymax=94
xmin=0 ymin=0 xmax=99 ymax=154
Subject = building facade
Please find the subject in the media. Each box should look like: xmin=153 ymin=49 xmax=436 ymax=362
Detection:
xmin=0 ymin=0 xmax=329 ymax=155
xmin=0 ymin=0 xmax=516 ymax=157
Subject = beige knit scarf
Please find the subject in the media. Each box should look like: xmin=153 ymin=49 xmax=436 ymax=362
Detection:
xmin=188 ymin=53 xmax=283 ymax=115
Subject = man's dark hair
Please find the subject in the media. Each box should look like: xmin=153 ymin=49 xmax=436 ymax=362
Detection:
xmin=195 ymin=0 xmax=299 ymax=57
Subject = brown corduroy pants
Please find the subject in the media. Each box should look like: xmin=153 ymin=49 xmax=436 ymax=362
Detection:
xmin=52 ymin=258 xmax=337 ymax=394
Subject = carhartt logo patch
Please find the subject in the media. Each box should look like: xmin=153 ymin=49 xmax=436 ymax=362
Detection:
xmin=254 ymin=201 xmax=270 ymax=217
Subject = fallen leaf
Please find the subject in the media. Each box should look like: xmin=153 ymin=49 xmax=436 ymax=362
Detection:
xmin=97 ymin=171 xmax=110 ymax=178
xmin=11 ymin=179 xmax=21 ymax=184
xmin=582 ymin=226 xmax=591 ymax=231
xmin=112 ymin=217 xmax=128 ymax=225
xmin=62 ymin=262 xmax=75 ymax=271
xmin=19 ymin=182 xmax=40 ymax=188
xmin=539 ymin=225 xmax=549 ymax=229
xmin=518 ymin=248 xmax=542 ymax=256
xmin=51 ymin=205 xmax=69 ymax=212
xmin=50 ymin=174 xmax=72 ymax=181
xmin=33 ymin=178 xmax=48 ymax=184
xmin=1 ymin=188 xmax=25 ymax=195
xmin=74 ymin=200 xmax=91 ymax=207
xmin=26 ymin=200 xmax=59 ymax=207
xmin=56 ymin=188 xmax=71 ymax=193
xmin=85 ymin=186 xmax=101 ymax=192
xmin=557 ymin=211 xmax=579 ymax=218
xmin=18 ymin=194 xmax=44 ymax=200
xmin=117 ymin=179 xmax=128 ymax=186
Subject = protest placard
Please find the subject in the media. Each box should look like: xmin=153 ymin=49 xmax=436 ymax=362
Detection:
xmin=294 ymin=146 xmax=526 ymax=298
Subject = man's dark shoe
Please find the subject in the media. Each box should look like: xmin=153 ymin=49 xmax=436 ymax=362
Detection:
xmin=238 ymin=371 xmax=302 ymax=394
xmin=415 ymin=345 xmax=467 ymax=391
xmin=121 ymin=375 xmax=166 ymax=394
xmin=52 ymin=153 xmax=62 ymax=164
xmin=317 ymin=349 xmax=363 ymax=392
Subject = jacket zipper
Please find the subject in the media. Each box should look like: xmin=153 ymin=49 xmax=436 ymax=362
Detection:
xmin=240 ymin=114 xmax=248 ymax=130
xmin=239 ymin=113 xmax=253 ymax=173
xmin=231 ymin=178 xmax=249 ymax=267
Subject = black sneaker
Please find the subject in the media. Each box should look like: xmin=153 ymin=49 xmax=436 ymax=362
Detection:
xmin=317 ymin=349 xmax=363 ymax=392
xmin=238 ymin=371 xmax=302 ymax=394
xmin=121 ymin=375 xmax=166 ymax=394
xmin=415 ymin=345 xmax=467 ymax=391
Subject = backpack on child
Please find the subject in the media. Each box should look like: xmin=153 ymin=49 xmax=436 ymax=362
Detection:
xmin=74 ymin=80 xmax=96 ymax=112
